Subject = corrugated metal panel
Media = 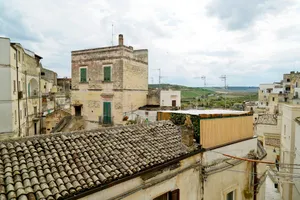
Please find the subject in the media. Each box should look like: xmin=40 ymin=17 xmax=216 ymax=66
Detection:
xmin=200 ymin=116 xmax=253 ymax=149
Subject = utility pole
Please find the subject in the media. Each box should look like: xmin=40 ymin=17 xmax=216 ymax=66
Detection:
xmin=220 ymin=75 xmax=227 ymax=109
xmin=111 ymin=24 xmax=114 ymax=46
xmin=201 ymin=76 xmax=206 ymax=87
xmin=153 ymin=68 xmax=162 ymax=89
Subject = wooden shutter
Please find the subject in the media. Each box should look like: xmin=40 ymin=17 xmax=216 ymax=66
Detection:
xmin=80 ymin=68 xmax=87 ymax=82
xmin=103 ymin=102 xmax=112 ymax=124
xmin=171 ymin=189 xmax=180 ymax=200
xmin=104 ymin=67 xmax=111 ymax=81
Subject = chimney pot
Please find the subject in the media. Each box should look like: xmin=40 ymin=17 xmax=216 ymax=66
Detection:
xmin=118 ymin=34 xmax=124 ymax=46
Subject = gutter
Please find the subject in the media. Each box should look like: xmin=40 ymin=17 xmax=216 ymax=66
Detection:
xmin=65 ymin=148 xmax=204 ymax=200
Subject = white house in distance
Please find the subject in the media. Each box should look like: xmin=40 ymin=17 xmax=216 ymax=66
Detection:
xmin=160 ymin=90 xmax=181 ymax=108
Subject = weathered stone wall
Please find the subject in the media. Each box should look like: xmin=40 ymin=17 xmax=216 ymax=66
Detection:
xmin=41 ymin=67 xmax=57 ymax=85
xmin=71 ymin=44 xmax=148 ymax=125
xmin=71 ymin=90 xmax=124 ymax=124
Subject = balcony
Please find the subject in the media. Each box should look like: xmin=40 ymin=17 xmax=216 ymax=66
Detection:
xmin=99 ymin=116 xmax=114 ymax=126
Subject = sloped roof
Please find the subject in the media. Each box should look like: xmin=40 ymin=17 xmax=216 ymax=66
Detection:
xmin=0 ymin=121 xmax=187 ymax=200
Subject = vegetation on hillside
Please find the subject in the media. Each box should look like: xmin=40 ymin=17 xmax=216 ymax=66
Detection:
xmin=148 ymin=84 xmax=258 ymax=110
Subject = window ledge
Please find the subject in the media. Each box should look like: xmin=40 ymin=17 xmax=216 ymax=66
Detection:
xmin=79 ymin=82 xmax=89 ymax=84
xmin=103 ymin=81 xmax=113 ymax=83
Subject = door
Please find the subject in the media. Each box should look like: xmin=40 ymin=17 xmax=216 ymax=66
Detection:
xmin=34 ymin=122 xmax=37 ymax=135
xmin=172 ymin=100 xmax=176 ymax=107
xmin=103 ymin=102 xmax=111 ymax=124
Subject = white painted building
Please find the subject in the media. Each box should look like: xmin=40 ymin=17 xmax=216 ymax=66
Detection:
xmin=160 ymin=90 xmax=181 ymax=108
xmin=0 ymin=37 xmax=43 ymax=139
xmin=279 ymin=104 xmax=300 ymax=200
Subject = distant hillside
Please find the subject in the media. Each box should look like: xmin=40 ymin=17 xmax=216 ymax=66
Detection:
xmin=149 ymin=84 xmax=214 ymax=99
xmin=208 ymin=86 xmax=259 ymax=93
xmin=148 ymin=84 xmax=258 ymax=100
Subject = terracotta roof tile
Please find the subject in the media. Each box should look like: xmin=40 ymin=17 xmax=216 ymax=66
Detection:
xmin=0 ymin=121 xmax=186 ymax=199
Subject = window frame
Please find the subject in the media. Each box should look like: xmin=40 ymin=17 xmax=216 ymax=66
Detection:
xmin=153 ymin=189 xmax=180 ymax=200
xmin=103 ymin=65 xmax=112 ymax=82
xmin=79 ymin=66 xmax=88 ymax=83
xmin=13 ymin=80 xmax=16 ymax=93
xmin=222 ymin=185 xmax=238 ymax=200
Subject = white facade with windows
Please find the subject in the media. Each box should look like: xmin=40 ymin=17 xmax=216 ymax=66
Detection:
xmin=279 ymin=104 xmax=300 ymax=200
xmin=0 ymin=37 xmax=42 ymax=139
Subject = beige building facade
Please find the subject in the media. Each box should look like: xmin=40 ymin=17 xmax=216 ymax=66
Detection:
xmin=71 ymin=34 xmax=148 ymax=126
xmin=0 ymin=37 xmax=43 ymax=139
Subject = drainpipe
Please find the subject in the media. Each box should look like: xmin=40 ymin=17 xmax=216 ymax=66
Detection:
xmin=25 ymin=71 xmax=28 ymax=136
xmin=12 ymin=46 xmax=21 ymax=137
xmin=38 ymin=62 xmax=42 ymax=134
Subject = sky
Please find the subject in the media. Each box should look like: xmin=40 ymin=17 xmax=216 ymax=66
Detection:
xmin=1 ymin=0 xmax=300 ymax=87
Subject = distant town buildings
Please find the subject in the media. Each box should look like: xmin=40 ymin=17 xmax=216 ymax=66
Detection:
xmin=0 ymin=37 xmax=71 ymax=138
xmin=0 ymin=37 xmax=43 ymax=139
xmin=71 ymin=34 xmax=148 ymax=126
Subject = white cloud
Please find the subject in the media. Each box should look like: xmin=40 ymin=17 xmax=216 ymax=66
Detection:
xmin=1 ymin=0 xmax=299 ymax=86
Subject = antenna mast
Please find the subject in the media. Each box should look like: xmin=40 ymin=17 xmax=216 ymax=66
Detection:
xmin=201 ymin=76 xmax=206 ymax=87
xmin=220 ymin=75 xmax=227 ymax=89
xmin=220 ymin=75 xmax=227 ymax=108
xmin=111 ymin=24 xmax=114 ymax=46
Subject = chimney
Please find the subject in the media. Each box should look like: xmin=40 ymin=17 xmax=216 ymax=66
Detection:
xmin=118 ymin=34 xmax=124 ymax=46
xmin=181 ymin=115 xmax=195 ymax=148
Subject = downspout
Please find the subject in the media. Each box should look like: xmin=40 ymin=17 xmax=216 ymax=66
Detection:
xmin=38 ymin=61 xmax=42 ymax=134
xmin=12 ymin=46 xmax=21 ymax=137
xmin=25 ymin=71 xmax=28 ymax=136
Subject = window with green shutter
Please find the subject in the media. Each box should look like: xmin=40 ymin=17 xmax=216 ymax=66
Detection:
xmin=104 ymin=66 xmax=111 ymax=82
xmin=80 ymin=68 xmax=87 ymax=82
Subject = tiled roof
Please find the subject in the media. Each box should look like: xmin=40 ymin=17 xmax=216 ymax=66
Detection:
xmin=0 ymin=121 xmax=187 ymax=200
xmin=265 ymin=138 xmax=280 ymax=147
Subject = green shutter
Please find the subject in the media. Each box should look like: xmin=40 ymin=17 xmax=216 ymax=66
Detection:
xmin=80 ymin=68 xmax=87 ymax=82
xmin=104 ymin=67 xmax=111 ymax=81
xmin=103 ymin=102 xmax=111 ymax=124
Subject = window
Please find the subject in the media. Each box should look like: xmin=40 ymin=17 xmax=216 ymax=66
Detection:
xmin=14 ymin=53 xmax=16 ymax=60
xmin=18 ymin=50 xmax=20 ymax=61
xmin=226 ymin=191 xmax=235 ymax=200
xmin=24 ymin=106 xmax=26 ymax=117
xmin=104 ymin=66 xmax=111 ymax=82
xmin=34 ymin=106 xmax=37 ymax=117
xmin=13 ymin=80 xmax=16 ymax=93
xmin=80 ymin=67 xmax=87 ymax=82
xmin=22 ymin=53 xmax=24 ymax=61
xmin=272 ymin=97 xmax=275 ymax=101
xmin=14 ymin=110 xmax=17 ymax=124
xmin=287 ymin=78 xmax=290 ymax=82
xmin=153 ymin=190 xmax=180 ymax=200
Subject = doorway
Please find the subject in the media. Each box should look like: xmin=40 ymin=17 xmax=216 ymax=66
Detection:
xmin=74 ymin=106 xmax=82 ymax=116
xmin=34 ymin=122 xmax=37 ymax=135
xmin=172 ymin=100 xmax=176 ymax=107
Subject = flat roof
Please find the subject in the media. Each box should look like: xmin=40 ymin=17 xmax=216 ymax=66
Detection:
xmin=159 ymin=109 xmax=249 ymax=116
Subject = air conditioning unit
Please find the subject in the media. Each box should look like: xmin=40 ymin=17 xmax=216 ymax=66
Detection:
xmin=18 ymin=91 xmax=23 ymax=99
